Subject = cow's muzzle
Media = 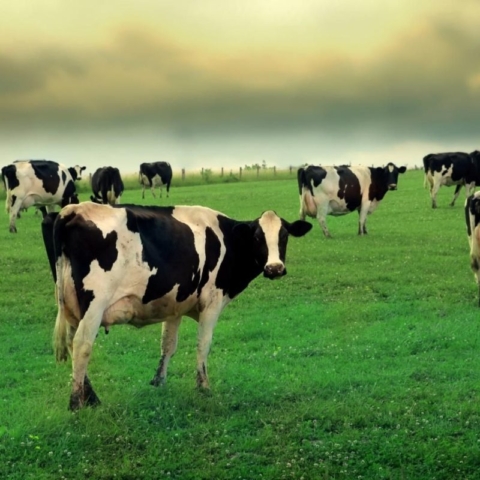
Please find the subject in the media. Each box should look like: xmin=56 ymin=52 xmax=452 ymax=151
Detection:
xmin=388 ymin=184 xmax=398 ymax=191
xmin=263 ymin=263 xmax=286 ymax=279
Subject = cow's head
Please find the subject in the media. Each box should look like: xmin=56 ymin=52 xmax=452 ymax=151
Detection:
xmin=383 ymin=163 xmax=407 ymax=190
xmin=68 ymin=165 xmax=87 ymax=181
xmin=238 ymin=210 xmax=312 ymax=279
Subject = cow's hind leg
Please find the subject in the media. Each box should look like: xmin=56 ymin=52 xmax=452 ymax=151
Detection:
xmin=8 ymin=198 xmax=23 ymax=233
xmin=430 ymin=180 xmax=441 ymax=208
xmin=151 ymin=316 xmax=182 ymax=386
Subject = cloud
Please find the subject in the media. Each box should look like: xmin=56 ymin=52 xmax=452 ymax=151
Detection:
xmin=1 ymin=12 xmax=480 ymax=146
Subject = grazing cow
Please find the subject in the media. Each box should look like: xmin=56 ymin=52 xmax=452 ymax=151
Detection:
xmin=41 ymin=202 xmax=311 ymax=410
xmin=139 ymin=162 xmax=172 ymax=199
xmin=423 ymin=151 xmax=480 ymax=208
xmin=297 ymin=163 xmax=406 ymax=237
xmin=90 ymin=166 xmax=124 ymax=206
xmin=1 ymin=160 xmax=85 ymax=233
xmin=465 ymin=192 xmax=480 ymax=306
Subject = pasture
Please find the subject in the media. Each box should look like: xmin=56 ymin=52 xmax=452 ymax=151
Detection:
xmin=0 ymin=169 xmax=479 ymax=479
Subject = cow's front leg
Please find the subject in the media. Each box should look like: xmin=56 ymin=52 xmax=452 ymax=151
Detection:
xmin=450 ymin=184 xmax=463 ymax=207
xmin=151 ymin=316 xmax=181 ymax=386
xmin=358 ymin=206 xmax=368 ymax=235
xmin=196 ymin=307 xmax=222 ymax=389
xmin=69 ymin=312 xmax=101 ymax=410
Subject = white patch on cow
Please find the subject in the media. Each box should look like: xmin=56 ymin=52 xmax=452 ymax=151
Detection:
xmin=259 ymin=210 xmax=283 ymax=266
xmin=171 ymin=206 xmax=228 ymax=310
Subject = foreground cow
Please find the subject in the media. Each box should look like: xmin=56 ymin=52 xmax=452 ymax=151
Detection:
xmin=297 ymin=163 xmax=406 ymax=237
xmin=1 ymin=160 xmax=85 ymax=233
xmin=90 ymin=166 xmax=124 ymax=206
xmin=139 ymin=162 xmax=172 ymax=199
xmin=424 ymin=151 xmax=480 ymax=208
xmin=41 ymin=202 xmax=311 ymax=409
xmin=465 ymin=192 xmax=480 ymax=305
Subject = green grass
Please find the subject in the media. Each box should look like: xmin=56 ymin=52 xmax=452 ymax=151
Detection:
xmin=1 ymin=169 xmax=480 ymax=479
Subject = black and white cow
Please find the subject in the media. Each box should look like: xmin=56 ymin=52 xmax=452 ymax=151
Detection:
xmin=297 ymin=163 xmax=406 ymax=237
xmin=465 ymin=192 xmax=480 ymax=306
xmin=90 ymin=166 xmax=124 ymax=206
xmin=139 ymin=162 xmax=172 ymax=199
xmin=41 ymin=202 xmax=311 ymax=410
xmin=1 ymin=160 xmax=85 ymax=233
xmin=424 ymin=151 xmax=480 ymax=208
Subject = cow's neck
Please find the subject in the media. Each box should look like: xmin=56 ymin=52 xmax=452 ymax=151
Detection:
xmin=368 ymin=168 xmax=389 ymax=201
xmin=218 ymin=218 xmax=263 ymax=299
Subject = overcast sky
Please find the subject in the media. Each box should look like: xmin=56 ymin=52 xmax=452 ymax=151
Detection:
xmin=1 ymin=1 xmax=480 ymax=173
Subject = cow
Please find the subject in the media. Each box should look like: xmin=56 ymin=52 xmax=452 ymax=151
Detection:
xmin=297 ymin=163 xmax=406 ymax=237
xmin=41 ymin=202 xmax=312 ymax=410
xmin=1 ymin=160 xmax=85 ymax=233
xmin=90 ymin=166 xmax=124 ymax=206
xmin=465 ymin=192 xmax=480 ymax=306
xmin=424 ymin=151 xmax=480 ymax=208
xmin=139 ymin=162 xmax=172 ymax=199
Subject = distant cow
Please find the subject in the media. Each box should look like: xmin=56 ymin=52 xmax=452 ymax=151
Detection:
xmin=90 ymin=166 xmax=124 ymax=206
xmin=465 ymin=192 xmax=480 ymax=305
xmin=1 ymin=160 xmax=85 ymax=233
xmin=424 ymin=151 xmax=480 ymax=208
xmin=41 ymin=202 xmax=311 ymax=409
xmin=139 ymin=162 xmax=172 ymax=199
xmin=298 ymin=163 xmax=406 ymax=237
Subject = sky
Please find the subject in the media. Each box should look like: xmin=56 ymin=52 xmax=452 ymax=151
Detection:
xmin=1 ymin=1 xmax=480 ymax=174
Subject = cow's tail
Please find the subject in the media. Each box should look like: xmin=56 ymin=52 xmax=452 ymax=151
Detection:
xmin=423 ymin=155 xmax=431 ymax=189
xmin=52 ymin=214 xmax=70 ymax=362
xmin=1 ymin=166 xmax=14 ymax=213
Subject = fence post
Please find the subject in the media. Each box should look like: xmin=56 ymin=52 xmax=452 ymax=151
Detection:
xmin=273 ymin=166 xmax=276 ymax=176
xmin=256 ymin=166 xmax=260 ymax=178
xmin=221 ymin=167 xmax=224 ymax=177
xmin=182 ymin=168 xmax=185 ymax=181
xmin=239 ymin=167 xmax=242 ymax=179
xmin=289 ymin=166 xmax=292 ymax=174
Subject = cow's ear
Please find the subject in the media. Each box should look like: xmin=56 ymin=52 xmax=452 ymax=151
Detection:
xmin=284 ymin=220 xmax=312 ymax=237
xmin=398 ymin=166 xmax=407 ymax=174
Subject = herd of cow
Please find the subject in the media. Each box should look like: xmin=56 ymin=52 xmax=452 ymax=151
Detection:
xmin=1 ymin=152 xmax=480 ymax=410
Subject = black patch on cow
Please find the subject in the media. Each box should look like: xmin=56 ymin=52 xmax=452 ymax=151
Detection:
xmin=197 ymin=227 xmax=221 ymax=294
xmin=62 ymin=171 xmax=67 ymax=183
xmin=122 ymin=206 xmax=202 ymax=304
xmin=41 ymin=212 xmax=60 ymax=282
xmin=61 ymin=181 xmax=80 ymax=207
xmin=11 ymin=194 xmax=17 ymax=208
xmin=467 ymin=195 xmax=480 ymax=234
xmin=54 ymin=212 xmax=119 ymax=317
xmin=297 ymin=166 xmax=327 ymax=196
xmin=29 ymin=160 xmax=61 ymax=194
xmin=1 ymin=164 xmax=20 ymax=191
xmin=335 ymin=167 xmax=362 ymax=211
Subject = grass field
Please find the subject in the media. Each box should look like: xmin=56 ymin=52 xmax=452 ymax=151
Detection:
xmin=1 ymin=169 xmax=479 ymax=479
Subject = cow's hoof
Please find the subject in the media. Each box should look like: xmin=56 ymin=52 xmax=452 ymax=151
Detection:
xmin=150 ymin=376 xmax=166 ymax=387
xmin=9 ymin=227 xmax=17 ymax=233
